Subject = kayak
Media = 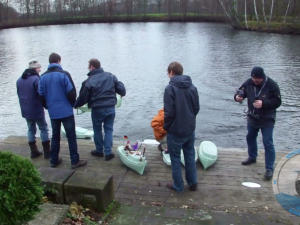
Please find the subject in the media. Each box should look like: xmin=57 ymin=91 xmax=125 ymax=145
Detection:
xmin=162 ymin=151 xmax=171 ymax=166
xmin=117 ymin=146 xmax=147 ymax=175
xmin=198 ymin=141 xmax=218 ymax=170
xmin=77 ymin=94 xmax=122 ymax=114
xmin=61 ymin=126 xmax=94 ymax=139
xmin=180 ymin=149 xmax=198 ymax=166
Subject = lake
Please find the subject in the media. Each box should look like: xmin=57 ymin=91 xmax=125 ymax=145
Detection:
xmin=1 ymin=22 xmax=300 ymax=151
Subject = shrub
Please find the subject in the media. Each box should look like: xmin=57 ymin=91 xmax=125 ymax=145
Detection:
xmin=0 ymin=151 xmax=43 ymax=225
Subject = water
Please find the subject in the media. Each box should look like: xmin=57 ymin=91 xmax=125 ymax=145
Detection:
xmin=1 ymin=22 xmax=300 ymax=151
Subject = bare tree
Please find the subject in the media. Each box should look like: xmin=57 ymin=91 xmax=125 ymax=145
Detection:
xmin=253 ymin=0 xmax=259 ymax=21
xmin=284 ymin=0 xmax=292 ymax=23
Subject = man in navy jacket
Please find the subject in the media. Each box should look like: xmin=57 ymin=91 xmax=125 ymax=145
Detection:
xmin=164 ymin=62 xmax=200 ymax=192
xmin=75 ymin=59 xmax=126 ymax=161
xmin=234 ymin=66 xmax=281 ymax=180
xmin=39 ymin=53 xmax=87 ymax=169
xmin=17 ymin=60 xmax=50 ymax=159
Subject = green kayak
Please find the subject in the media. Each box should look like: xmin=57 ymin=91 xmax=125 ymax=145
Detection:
xmin=61 ymin=126 xmax=94 ymax=139
xmin=180 ymin=149 xmax=198 ymax=166
xmin=77 ymin=94 xmax=122 ymax=114
xmin=117 ymin=146 xmax=147 ymax=175
xmin=198 ymin=141 xmax=218 ymax=170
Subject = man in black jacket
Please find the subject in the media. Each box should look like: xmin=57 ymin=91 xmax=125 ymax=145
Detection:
xmin=164 ymin=62 xmax=200 ymax=192
xmin=234 ymin=66 xmax=281 ymax=180
xmin=75 ymin=59 xmax=126 ymax=161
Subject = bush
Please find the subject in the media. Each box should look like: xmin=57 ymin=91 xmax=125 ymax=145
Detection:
xmin=0 ymin=151 xmax=43 ymax=225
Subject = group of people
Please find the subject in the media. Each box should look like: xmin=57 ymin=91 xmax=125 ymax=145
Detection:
xmin=17 ymin=53 xmax=126 ymax=169
xmin=17 ymin=54 xmax=281 ymax=192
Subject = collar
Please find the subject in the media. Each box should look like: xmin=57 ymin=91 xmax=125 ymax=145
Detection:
xmin=87 ymin=68 xmax=104 ymax=77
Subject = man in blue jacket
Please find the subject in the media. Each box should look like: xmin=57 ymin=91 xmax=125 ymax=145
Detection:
xmin=39 ymin=53 xmax=87 ymax=169
xmin=234 ymin=66 xmax=281 ymax=180
xmin=17 ymin=60 xmax=50 ymax=159
xmin=75 ymin=58 xmax=126 ymax=161
xmin=164 ymin=62 xmax=200 ymax=192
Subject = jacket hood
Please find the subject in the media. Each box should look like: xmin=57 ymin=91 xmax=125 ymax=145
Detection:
xmin=169 ymin=75 xmax=192 ymax=88
xmin=21 ymin=68 xmax=39 ymax=79
xmin=87 ymin=68 xmax=104 ymax=77
xmin=48 ymin=63 xmax=62 ymax=70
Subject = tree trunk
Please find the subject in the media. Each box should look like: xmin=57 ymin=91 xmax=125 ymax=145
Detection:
xmin=269 ymin=0 xmax=274 ymax=24
xmin=284 ymin=0 xmax=291 ymax=23
xmin=244 ymin=0 xmax=248 ymax=28
xmin=262 ymin=0 xmax=267 ymax=23
xmin=253 ymin=0 xmax=259 ymax=22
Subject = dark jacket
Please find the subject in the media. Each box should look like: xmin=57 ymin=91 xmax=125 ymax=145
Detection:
xmin=234 ymin=76 xmax=281 ymax=127
xmin=74 ymin=68 xmax=126 ymax=109
xmin=16 ymin=69 xmax=45 ymax=120
xmin=163 ymin=75 xmax=200 ymax=137
xmin=39 ymin=64 xmax=76 ymax=119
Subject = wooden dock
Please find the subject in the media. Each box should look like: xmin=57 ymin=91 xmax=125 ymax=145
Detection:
xmin=0 ymin=136 xmax=299 ymax=224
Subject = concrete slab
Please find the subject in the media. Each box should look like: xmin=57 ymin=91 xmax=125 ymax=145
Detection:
xmin=28 ymin=203 xmax=68 ymax=225
xmin=39 ymin=167 xmax=74 ymax=203
xmin=64 ymin=170 xmax=114 ymax=212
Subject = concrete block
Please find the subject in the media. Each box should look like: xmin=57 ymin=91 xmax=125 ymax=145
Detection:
xmin=39 ymin=167 xmax=74 ymax=203
xmin=64 ymin=171 xmax=114 ymax=212
xmin=296 ymin=173 xmax=300 ymax=196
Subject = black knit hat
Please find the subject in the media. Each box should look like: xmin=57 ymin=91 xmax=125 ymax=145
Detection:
xmin=251 ymin=67 xmax=265 ymax=79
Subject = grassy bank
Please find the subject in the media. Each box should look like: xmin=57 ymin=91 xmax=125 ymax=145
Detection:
xmin=235 ymin=20 xmax=300 ymax=35
xmin=0 ymin=13 xmax=226 ymax=29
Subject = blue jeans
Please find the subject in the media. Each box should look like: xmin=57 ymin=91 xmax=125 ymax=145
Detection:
xmin=247 ymin=124 xmax=276 ymax=171
xmin=50 ymin=115 xmax=79 ymax=165
xmin=91 ymin=107 xmax=115 ymax=156
xmin=26 ymin=117 xmax=49 ymax=142
xmin=167 ymin=132 xmax=197 ymax=192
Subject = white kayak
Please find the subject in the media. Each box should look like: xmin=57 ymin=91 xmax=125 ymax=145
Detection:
xmin=77 ymin=94 xmax=122 ymax=114
xmin=61 ymin=126 xmax=94 ymax=139
xmin=162 ymin=151 xmax=171 ymax=166
xmin=180 ymin=149 xmax=198 ymax=166
xmin=117 ymin=146 xmax=147 ymax=175
xmin=162 ymin=149 xmax=198 ymax=166
xmin=198 ymin=141 xmax=218 ymax=170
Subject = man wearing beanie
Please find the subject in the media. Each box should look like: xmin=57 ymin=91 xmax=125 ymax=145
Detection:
xmin=234 ymin=66 xmax=281 ymax=180
xmin=16 ymin=60 xmax=51 ymax=159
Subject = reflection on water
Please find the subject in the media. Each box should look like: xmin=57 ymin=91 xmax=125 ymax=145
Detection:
xmin=0 ymin=23 xmax=300 ymax=151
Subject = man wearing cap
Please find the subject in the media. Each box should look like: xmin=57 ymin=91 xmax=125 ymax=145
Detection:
xmin=234 ymin=66 xmax=281 ymax=180
xmin=39 ymin=53 xmax=87 ymax=169
xmin=17 ymin=60 xmax=50 ymax=159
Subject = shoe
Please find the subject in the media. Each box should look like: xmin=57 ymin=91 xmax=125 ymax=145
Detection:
xmin=189 ymin=184 xmax=197 ymax=191
xmin=105 ymin=153 xmax=115 ymax=161
xmin=91 ymin=150 xmax=104 ymax=157
xmin=264 ymin=169 xmax=273 ymax=181
xmin=166 ymin=183 xmax=177 ymax=191
xmin=42 ymin=140 xmax=51 ymax=159
xmin=158 ymin=144 xmax=163 ymax=152
xmin=241 ymin=158 xmax=256 ymax=166
xmin=50 ymin=158 xmax=62 ymax=168
xmin=29 ymin=141 xmax=42 ymax=158
xmin=71 ymin=160 xmax=87 ymax=169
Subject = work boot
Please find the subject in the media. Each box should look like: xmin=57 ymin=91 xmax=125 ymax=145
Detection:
xmin=50 ymin=158 xmax=63 ymax=168
xmin=241 ymin=158 xmax=256 ymax=166
xmin=71 ymin=160 xmax=87 ymax=169
xmin=264 ymin=169 xmax=273 ymax=181
xmin=91 ymin=150 xmax=104 ymax=157
xmin=189 ymin=183 xmax=198 ymax=191
xmin=29 ymin=141 xmax=42 ymax=158
xmin=42 ymin=140 xmax=51 ymax=159
xmin=105 ymin=153 xmax=115 ymax=161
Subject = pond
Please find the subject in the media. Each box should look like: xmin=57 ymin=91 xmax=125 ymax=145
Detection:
xmin=1 ymin=22 xmax=300 ymax=151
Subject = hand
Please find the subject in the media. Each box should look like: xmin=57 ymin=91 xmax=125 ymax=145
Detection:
xmin=235 ymin=95 xmax=244 ymax=102
xmin=253 ymin=100 xmax=263 ymax=109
